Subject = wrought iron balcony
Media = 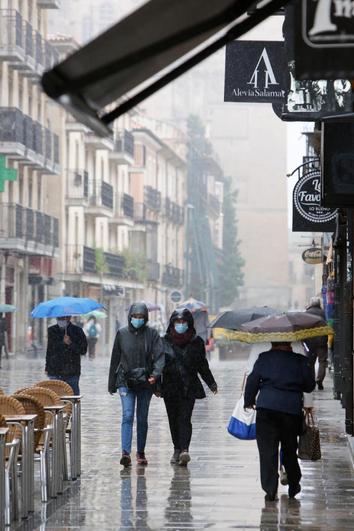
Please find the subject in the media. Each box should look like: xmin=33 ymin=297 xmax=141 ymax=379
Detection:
xmin=162 ymin=264 xmax=184 ymax=288
xmin=0 ymin=203 xmax=59 ymax=256
xmin=110 ymin=130 xmax=135 ymax=164
xmin=104 ymin=252 xmax=125 ymax=278
xmin=122 ymin=193 xmax=134 ymax=218
xmin=164 ymin=198 xmax=184 ymax=225
xmin=0 ymin=107 xmax=25 ymax=158
xmin=147 ymin=261 xmax=160 ymax=282
xmin=83 ymin=246 xmax=96 ymax=274
xmin=207 ymin=194 xmax=221 ymax=216
xmin=66 ymin=245 xmax=96 ymax=275
xmin=43 ymin=39 xmax=59 ymax=70
xmin=144 ymin=186 xmax=161 ymax=212
xmin=37 ymin=0 xmax=61 ymax=8
xmin=87 ymin=181 xmax=114 ymax=216
xmin=0 ymin=10 xmax=24 ymax=62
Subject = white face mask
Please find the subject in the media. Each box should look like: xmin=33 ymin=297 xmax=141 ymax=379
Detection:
xmin=57 ymin=319 xmax=67 ymax=329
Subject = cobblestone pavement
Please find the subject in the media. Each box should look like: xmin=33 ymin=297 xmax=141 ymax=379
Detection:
xmin=1 ymin=350 xmax=354 ymax=530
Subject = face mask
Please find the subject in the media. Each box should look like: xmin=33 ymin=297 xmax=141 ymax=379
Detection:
xmin=175 ymin=323 xmax=188 ymax=334
xmin=57 ymin=319 xmax=67 ymax=329
xmin=131 ymin=318 xmax=145 ymax=329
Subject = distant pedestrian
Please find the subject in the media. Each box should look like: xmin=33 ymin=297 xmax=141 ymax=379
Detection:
xmin=45 ymin=316 xmax=87 ymax=394
xmin=84 ymin=315 xmax=101 ymax=359
xmin=244 ymin=342 xmax=315 ymax=501
xmin=303 ymin=297 xmax=328 ymax=390
xmin=161 ymin=308 xmax=217 ymax=466
xmin=0 ymin=313 xmax=8 ymax=366
xmin=108 ymin=302 xmax=164 ymax=467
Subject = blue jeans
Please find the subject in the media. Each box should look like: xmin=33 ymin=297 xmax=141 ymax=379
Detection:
xmin=49 ymin=375 xmax=80 ymax=395
xmin=119 ymin=387 xmax=153 ymax=454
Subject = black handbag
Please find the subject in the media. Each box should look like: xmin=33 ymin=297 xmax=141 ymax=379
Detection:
xmin=126 ymin=367 xmax=148 ymax=390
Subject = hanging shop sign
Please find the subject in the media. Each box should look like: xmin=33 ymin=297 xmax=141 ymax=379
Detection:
xmin=170 ymin=290 xmax=183 ymax=303
xmin=224 ymin=41 xmax=287 ymax=103
xmin=293 ymin=0 xmax=354 ymax=79
xmin=292 ymin=164 xmax=337 ymax=232
xmin=302 ymin=247 xmax=324 ymax=265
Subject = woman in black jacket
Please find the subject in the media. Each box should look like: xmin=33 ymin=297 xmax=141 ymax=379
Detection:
xmin=162 ymin=308 xmax=217 ymax=466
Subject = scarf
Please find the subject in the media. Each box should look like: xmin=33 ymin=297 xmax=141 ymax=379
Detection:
xmin=169 ymin=326 xmax=194 ymax=347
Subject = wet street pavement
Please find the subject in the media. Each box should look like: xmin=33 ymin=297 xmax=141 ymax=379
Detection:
xmin=1 ymin=350 xmax=354 ymax=530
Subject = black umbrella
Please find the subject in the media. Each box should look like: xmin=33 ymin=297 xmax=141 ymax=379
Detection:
xmin=42 ymin=0 xmax=287 ymax=135
xmin=209 ymin=307 xmax=279 ymax=331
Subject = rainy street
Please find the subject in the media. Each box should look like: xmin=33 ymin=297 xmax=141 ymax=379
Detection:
xmin=1 ymin=349 xmax=354 ymax=531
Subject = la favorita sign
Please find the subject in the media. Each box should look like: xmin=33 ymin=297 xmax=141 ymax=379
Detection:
xmin=224 ymin=41 xmax=287 ymax=103
xmin=292 ymin=166 xmax=337 ymax=232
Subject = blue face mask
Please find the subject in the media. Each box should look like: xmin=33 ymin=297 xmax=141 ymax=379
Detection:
xmin=175 ymin=323 xmax=188 ymax=334
xmin=131 ymin=318 xmax=145 ymax=329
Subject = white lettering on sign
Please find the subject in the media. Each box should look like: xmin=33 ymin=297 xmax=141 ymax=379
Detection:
xmin=309 ymin=0 xmax=354 ymax=37
xmin=247 ymin=48 xmax=279 ymax=89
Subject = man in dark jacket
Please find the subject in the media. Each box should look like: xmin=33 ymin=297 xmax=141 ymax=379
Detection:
xmin=162 ymin=308 xmax=217 ymax=466
xmin=244 ymin=342 xmax=315 ymax=501
xmin=303 ymin=297 xmax=328 ymax=390
xmin=108 ymin=302 xmax=164 ymax=467
xmin=45 ymin=315 xmax=87 ymax=394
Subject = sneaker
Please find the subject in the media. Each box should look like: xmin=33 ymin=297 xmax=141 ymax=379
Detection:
xmin=317 ymin=381 xmax=324 ymax=390
xmin=280 ymin=466 xmax=288 ymax=485
xmin=120 ymin=452 xmax=131 ymax=467
xmin=136 ymin=452 xmax=148 ymax=465
xmin=170 ymin=449 xmax=181 ymax=464
xmin=288 ymin=483 xmax=301 ymax=498
xmin=178 ymin=450 xmax=191 ymax=466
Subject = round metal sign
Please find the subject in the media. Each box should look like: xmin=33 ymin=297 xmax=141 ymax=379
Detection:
xmin=302 ymin=247 xmax=323 ymax=265
xmin=293 ymin=169 xmax=337 ymax=225
xmin=170 ymin=290 xmax=182 ymax=303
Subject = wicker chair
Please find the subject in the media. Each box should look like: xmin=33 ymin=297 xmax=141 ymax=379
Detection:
xmin=0 ymin=389 xmax=4 ymax=395
xmin=0 ymin=396 xmax=25 ymax=525
xmin=35 ymin=380 xmax=73 ymax=416
xmin=13 ymin=394 xmax=51 ymax=502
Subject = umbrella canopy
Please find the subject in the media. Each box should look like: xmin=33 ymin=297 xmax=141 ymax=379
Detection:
xmin=177 ymin=297 xmax=207 ymax=313
xmin=0 ymin=304 xmax=16 ymax=313
xmin=232 ymin=312 xmax=333 ymax=343
xmin=209 ymin=307 xmax=279 ymax=330
xmin=83 ymin=310 xmax=107 ymax=319
xmin=31 ymin=297 xmax=104 ymax=319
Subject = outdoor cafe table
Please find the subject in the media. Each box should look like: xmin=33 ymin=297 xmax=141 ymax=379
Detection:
xmin=4 ymin=414 xmax=36 ymax=518
xmin=61 ymin=395 xmax=82 ymax=480
xmin=43 ymin=405 xmax=65 ymax=498
xmin=0 ymin=427 xmax=8 ymax=528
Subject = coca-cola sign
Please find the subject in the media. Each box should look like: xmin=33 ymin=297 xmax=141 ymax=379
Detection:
xmin=302 ymin=247 xmax=324 ymax=265
xmin=292 ymin=166 xmax=337 ymax=232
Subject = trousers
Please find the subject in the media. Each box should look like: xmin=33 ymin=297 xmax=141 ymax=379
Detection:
xmin=119 ymin=387 xmax=153 ymax=454
xmin=309 ymin=346 xmax=328 ymax=383
xmin=164 ymin=395 xmax=195 ymax=451
xmin=256 ymin=408 xmax=302 ymax=496
xmin=48 ymin=374 xmax=80 ymax=395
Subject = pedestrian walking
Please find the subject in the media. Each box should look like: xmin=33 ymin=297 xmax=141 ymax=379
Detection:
xmin=244 ymin=341 xmax=315 ymax=501
xmin=84 ymin=315 xmax=101 ymax=359
xmin=0 ymin=313 xmax=8 ymax=367
xmin=45 ymin=315 xmax=88 ymax=394
xmin=303 ymin=297 xmax=328 ymax=390
xmin=108 ymin=302 xmax=164 ymax=467
xmin=161 ymin=308 xmax=218 ymax=466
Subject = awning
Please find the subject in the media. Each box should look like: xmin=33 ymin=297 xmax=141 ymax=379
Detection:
xmin=42 ymin=0 xmax=287 ymax=136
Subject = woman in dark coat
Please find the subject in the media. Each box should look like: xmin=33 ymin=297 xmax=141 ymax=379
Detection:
xmin=161 ymin=308 xmax=218 ymax=466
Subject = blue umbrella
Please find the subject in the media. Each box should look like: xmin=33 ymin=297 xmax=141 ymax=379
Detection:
xmin=31 ymin=297 xmax=104 ymax=318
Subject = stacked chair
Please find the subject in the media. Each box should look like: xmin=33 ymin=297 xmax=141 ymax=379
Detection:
xmin=0 ymin=395 xmax=25 ymax=525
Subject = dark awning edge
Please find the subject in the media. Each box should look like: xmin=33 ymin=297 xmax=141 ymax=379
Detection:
xmin=42 ymin=0 xmax=289 ymax=136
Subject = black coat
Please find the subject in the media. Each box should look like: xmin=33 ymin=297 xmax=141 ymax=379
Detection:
xmin=161 ymin=334 xmax=217 ymax=400
xmin=244 ymin=349 xmax=315 ymax=416
xmin=108 ymin=325 xmax=164 ymax=393
xmin=45 ymin=323 xmax=87 ymax=377
xmin=303 ymin=306 xmax=328 ymax=350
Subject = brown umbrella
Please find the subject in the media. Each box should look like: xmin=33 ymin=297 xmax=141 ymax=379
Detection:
xmin=232 ymin=312 xmax=333 ymax=343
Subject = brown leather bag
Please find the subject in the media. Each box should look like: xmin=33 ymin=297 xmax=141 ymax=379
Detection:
xmin=298 ymin=411 xmax=321 ymax=461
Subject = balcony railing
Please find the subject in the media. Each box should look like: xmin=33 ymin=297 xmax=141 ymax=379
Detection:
xmin=66 ymin=170 xmax=89 ymax=201
xmin=0 ymin=203 xmax=59 ymax=253
xmin=104 ymin=252 xmax=125 ymax=278
xmin=144 ymin=186 xmax=161 ymax=212
xmin=89 ymin=181 xmax=113 ymax=211
xmin=111 ymin=130 xmax=135 ymax=163
xmin=165 ymin=198 xmax=184 ymax=225
xmin=162 ymin=264 xmax=184 ymax=288
xmin=0 ymin=107 xmax=25 ymax=144
xmin=43 ymin=39 xmax=59 ymax=70
xmin=37 ymin=0 xmax=61 ymax=9
xmin=147 ymin=261 xmax=160 ymax=282
xmin=0 ymin=10 xmax=24 ymax=61
xmin=121 ymin=193 xmax=134 ymax=218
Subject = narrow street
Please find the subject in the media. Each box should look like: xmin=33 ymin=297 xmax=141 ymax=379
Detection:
xmin=1 ymin=350 xmax=354 ymax=530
